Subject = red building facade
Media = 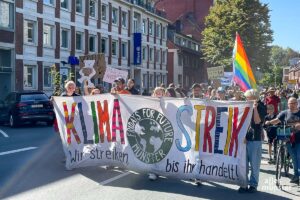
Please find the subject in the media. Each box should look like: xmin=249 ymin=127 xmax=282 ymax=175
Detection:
xmin=155 ymin=0 xmax=213 ymax=89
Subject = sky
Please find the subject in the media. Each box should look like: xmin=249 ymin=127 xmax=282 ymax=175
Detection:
xmin=260 ymin=0 xmax=300 ymax=52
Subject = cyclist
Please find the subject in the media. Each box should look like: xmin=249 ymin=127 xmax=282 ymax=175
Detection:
xmin=265 ymin=97 xmax=300 ymax=184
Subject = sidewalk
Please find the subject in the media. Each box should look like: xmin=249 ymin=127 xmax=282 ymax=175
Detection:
xmin=258 ymin=140 xmax=300 ymax=198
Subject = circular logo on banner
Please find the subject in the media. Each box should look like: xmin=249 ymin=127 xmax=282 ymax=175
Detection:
xmin=127 ymin=108 xmax=174 ymax=164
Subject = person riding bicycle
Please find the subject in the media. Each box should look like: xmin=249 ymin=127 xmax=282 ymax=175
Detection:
xmin=265 ymin=97 xmax=300 ymax=184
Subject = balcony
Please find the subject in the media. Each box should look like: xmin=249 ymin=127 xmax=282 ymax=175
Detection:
xmin=124 ymin=0 xmax=166 ymax=18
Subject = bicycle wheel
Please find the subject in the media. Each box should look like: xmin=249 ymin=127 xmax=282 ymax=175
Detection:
xmin=284 ymin=147 xmax=290 ymax=177
xmin=275 ymin=145 xmax=284 ymax=187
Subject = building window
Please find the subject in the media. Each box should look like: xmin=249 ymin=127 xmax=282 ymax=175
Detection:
xmin=43 ymin=0 xmax=54 ymax=5
xmin=187 ymin=41 xmax=191 ymax=48
xmin=149 ymin=74 xmax=153 ymax=87
xmin=182 ymin=39 xmax=186 ymax=46
xmin=24 ymin=65 xmax=37 ymax=89
xmin=112 ymin=40 xmax=118 ymax=56
xmin=156 ymin=24 xmax=160 ymax=38
xmin=175 ymin=36 xmax=181 ymax=45
xmin=61 ymin=0 xmax=68 ymax=9
xmin=61 ymin=29 xmax=69 ymax=48
xmin=24 ymin=20 xmax=36 ymax=44
xmin=101 ymin=4 xmax=107 ymax=21
xmin=121 ymin=42 xmax=127 ymax=58
xmin=142 ymin=46 xmax=147 ymax=60
xmin=156 ymin=50 xmax=160 ymax=63
xmin=149 ymin=48 xmax=153 ymax=61
xmin=178 ymin=54 xmax=183 ymax=66
xmin=157 ymin=74 xmax=161 ymax=85
xmin=112 ymin=7 xmax=118 ymax=24
xmin=162 ymin=51 xmax=166 ymax=64
xmin=178 ymin=74 xmax=182 ymax=85
xmin=122 ymin=11 xmax=127 ymax=28
xmin=89 ymin=0 xmax=96 ymax=17
xmin=76 ymin=32 xmax=84 ymax=51
xmin=149 ymin=22 xmax=153 ymax=35
xmin=43 ymin=25 xmax=53 ymax=47
xmin=162 ymin=26 xmax=166 ymax=39
xmin=89 ymin=35 xmax=96 ymax=52
xmin=143 ymin=74 xmax=147 ymax=88
xmin=0 ymin=1 xmax=14 ymax=29
xmin=101 ymin=37 xmax=107 ymax=54
xmin=76 ymin=0 xmax=83 ymax=13
xmin=142 ymin=19 xmax=147 ymax=34
xmin=43 ymin=66 xmax=52 ymax=88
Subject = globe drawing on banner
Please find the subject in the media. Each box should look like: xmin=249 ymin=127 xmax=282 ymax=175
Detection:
xmin=127 ymin=108 xmax=174 ymax=164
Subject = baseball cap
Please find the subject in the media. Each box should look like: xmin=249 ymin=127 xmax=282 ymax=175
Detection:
xmin=114 ymin=77 xmax=125 ymax=84
xmin=191 ymin=83 xmax=201 ymax=89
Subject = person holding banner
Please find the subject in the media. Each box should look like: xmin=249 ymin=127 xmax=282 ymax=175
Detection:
xmin=126 ymin=79 xmax=140 ymax=95
xmin=239 ymin=89 xmax=266 ymax=193
xmin=189 ymin=83 xmax=203 ymax=98
xmin=111 ymin=77 xmax=131 ymax=95
xmin=61 ymin=81 xmax=80 ymax=97
xmin=152 ymin=87 xmax=165 ymax=97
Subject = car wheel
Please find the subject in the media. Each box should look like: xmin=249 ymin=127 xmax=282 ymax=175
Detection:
xmin=9 ymin=114 xmax=18 ymax=128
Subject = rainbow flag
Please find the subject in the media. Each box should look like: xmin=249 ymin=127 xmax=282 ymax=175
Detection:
xmin=232 ymin=33 xmax=257 ymax=91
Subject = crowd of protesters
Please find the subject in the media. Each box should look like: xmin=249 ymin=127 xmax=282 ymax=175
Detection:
xmin=58 ymin=78 xmax=300 ymax=193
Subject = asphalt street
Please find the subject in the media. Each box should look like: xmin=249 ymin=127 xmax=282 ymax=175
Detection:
xmin=0 ymin=125 xmax=299 ymax=200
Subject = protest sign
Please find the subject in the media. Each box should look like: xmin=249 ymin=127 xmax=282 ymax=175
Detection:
xmin=207 ymin=66 xmax=224 ymax=80
xmin=103 ymin=67 xmax=128 ymax=83
xmin=53 ymin=95 xmax=252 ymax=186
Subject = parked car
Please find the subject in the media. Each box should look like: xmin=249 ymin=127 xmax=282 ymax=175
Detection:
xmin=0 ymin=92 xmax=54 ymax=127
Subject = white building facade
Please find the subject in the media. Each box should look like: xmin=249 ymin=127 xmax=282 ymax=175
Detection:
xmin=13 ymin=0 xmax=168 ymax=94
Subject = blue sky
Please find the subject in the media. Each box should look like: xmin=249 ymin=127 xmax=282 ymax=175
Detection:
xmin=260 ymin=0 xmax=300 ymax=52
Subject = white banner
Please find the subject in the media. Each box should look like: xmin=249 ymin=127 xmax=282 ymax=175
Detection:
xmin=207 ymin=66 xmax=224 ymax=80
xmin=53 ymin=95 xmax=253 ymax=186
xmin=103 ymin=67 xmax=128 ymax=83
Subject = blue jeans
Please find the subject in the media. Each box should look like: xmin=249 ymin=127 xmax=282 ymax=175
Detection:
xmin=286 ymin=142 xmax=299 ymax=177
xmin=246 ymin=141 xmax=262 ymax=188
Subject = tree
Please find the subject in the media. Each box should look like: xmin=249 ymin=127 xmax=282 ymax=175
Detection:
xmin=270 ymin=45 xmax=300 ymax=67
xmin=51 ymin=64 xmax=62 ymax=96
xmin=259 ymin=65 xmax=282 ymax=87
xmin=202 ymin=0 xmax=273 ymax=71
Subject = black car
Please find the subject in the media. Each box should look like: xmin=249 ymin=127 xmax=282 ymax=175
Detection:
xmin=0 ymin=92 xmax=54 ymax=127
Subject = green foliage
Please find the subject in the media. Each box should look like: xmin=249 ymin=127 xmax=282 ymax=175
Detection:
xmin=51 ymin=64 xmax=62 ymax=96
xmin=202 ymin=0 xmax=273 ymax=71
xmin=270 ymin=45 xmax=300 ymax=67
xmin=259 ymin=65 xmax=283 ymax=87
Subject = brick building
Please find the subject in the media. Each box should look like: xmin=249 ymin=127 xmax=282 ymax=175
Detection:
xmin=0 ymin=0 xmax=169 ymax=96
xmin=155 ymin=0 xmax=213 ymax=89
xmin=0 ymin=0 xmax=14 ymax=100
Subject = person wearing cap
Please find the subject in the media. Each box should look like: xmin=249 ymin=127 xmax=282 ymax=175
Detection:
xmin=238 ymin=89 xmax=266 ymax=193
xmin=265 ymin=87 xmax=280 ymax=115
xmin=217 ymin=87 xmax=227 ymax=100
xmin=126 ymin=78 xmax=139 ymax=95
xmin=111 ymin=77 xmax=131 ymax=95
xmin=189 ymin=83 xmax=203 ymax=98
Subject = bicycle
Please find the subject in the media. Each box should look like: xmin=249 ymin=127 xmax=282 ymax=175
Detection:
xmin=274 ymin=124 xmax=293 ymax=187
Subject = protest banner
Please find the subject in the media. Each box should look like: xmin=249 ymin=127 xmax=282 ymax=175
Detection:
xmin=103 ymin=67 xmax=128 ymax=83
xmin=53 ymin=95 xmax=253 ymax=187
xmin=207 ymin=66 xmax=224 ymax=80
